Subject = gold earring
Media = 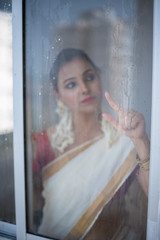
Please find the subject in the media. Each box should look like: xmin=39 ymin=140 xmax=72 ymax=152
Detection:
xmin=59 ymin=101 xmax=65 ymax=115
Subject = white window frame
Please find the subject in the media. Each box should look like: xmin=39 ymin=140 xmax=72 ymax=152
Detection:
xmin=12 ymin=0 xmax=26 ymax=239
xmin=0 ymin=0 xmax=157 ymax=239
xmin=0 ymin=222 xmax=16 ymax=238
xmin=147 ymin=0 xmax=160 ymax=239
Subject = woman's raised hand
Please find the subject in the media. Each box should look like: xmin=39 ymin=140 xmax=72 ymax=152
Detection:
xmin=103 ymin=91 xmax=150 ymax=196
xmin=102 ymin=91 xmax=146 ymax=141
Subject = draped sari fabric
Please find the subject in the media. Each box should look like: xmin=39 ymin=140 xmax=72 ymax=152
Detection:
xmin=38 ymin=133 xmax=140 ymax=239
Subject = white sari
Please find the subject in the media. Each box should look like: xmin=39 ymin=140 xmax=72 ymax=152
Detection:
xmin=38 ymin=128 xmax=137 ymax=240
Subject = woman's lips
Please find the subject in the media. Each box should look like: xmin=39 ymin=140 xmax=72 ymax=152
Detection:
xmin=81 ymin=96 xmax=96 ymax=104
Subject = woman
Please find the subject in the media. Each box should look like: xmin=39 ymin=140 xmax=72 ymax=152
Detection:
xmin=33 ymin=48 xmax=150 ymax=239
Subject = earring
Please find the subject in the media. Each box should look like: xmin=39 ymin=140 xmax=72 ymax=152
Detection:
xmin=56 ymin=100 xmax=66 ymax=117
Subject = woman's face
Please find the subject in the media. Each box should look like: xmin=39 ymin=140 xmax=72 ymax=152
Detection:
xmin=55 ymin=57 xmax=102 ymax=115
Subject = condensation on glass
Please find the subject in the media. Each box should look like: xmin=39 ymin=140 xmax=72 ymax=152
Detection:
xmin=0 ymin=0 xmax=15 ymax=224
xmin=25 ymin=0 xmax=152 ymax=239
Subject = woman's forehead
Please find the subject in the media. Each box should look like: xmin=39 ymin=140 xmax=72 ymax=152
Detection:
xmin=58 ymin=58 xmax=93 ymax=81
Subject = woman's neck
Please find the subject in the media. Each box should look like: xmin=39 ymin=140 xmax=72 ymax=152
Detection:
xmin=72 ymin=111 xmax=103 ymax=144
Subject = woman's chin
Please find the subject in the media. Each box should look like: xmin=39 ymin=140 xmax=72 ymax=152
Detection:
xmin=79 ymin=103 xmax=101 ymax=114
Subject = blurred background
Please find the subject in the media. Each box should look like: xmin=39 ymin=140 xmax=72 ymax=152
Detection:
xmin=25 ymin=0 xmax=152 ymax=134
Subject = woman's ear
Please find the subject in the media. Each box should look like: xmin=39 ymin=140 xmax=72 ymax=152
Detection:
xmin=53 ymin=90 xmax=60 ymax=101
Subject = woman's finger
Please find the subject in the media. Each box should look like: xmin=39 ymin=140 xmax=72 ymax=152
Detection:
xmin=102 ymin=113 xmax=119 ymax=130
xmin=121 ymin=111 xmax=136 ymax=130
xmin=105 ymin=91 xmax=122 ymax=113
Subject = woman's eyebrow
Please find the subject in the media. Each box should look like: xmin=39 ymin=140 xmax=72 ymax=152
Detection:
xmin=63 ymin=77 xmax=76 ymax=84
xmin=82 ymin=69 xmax=93 ymax=76
xmin=63 ymin=69 xmax=93 ymax=84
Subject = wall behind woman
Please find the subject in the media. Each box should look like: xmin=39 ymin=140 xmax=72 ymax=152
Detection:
xmin=25 ymin=0 xmax=152 ymax=134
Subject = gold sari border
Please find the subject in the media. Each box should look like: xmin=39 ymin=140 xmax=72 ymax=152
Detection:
xmin=65 ymin=149 xmax=137 ymax=240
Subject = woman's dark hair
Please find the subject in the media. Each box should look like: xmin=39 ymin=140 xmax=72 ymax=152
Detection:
xmin=50 ymin=48 xmax=100 ymax=92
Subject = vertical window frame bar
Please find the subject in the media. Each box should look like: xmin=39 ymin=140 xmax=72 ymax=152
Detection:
xmin=13 ymin=0 xmax=26 ymax=239
xmin=147 ymin=0 xmax=160 ymax=239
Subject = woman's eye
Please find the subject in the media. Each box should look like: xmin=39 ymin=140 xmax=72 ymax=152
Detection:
xmin=65 ymin=82 xmax=76 ymax=89
xmin=86 ymin=75 xmax=95 ymax=81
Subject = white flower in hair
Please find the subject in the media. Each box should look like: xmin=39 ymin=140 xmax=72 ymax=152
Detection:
xmin=51 ymin=101 xmax=74 ymax=152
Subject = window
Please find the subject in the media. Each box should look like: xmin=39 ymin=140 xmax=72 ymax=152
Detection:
xmin=0 ymin=0 xmax=15 ymax=227
xmin=25 ymin=0 xmax=152 ymax=239
xmin=1 ymin=0 xmax=160 ymax=239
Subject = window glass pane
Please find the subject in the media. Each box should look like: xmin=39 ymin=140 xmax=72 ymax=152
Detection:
xmin=25 ymin=0 xmax=152 ymax=239
xmin=0 ymin=0 xmax=15 ymax=224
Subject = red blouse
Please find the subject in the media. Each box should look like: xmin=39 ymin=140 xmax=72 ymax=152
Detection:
xmin=33 ymin=130 xmax=55 ymax=175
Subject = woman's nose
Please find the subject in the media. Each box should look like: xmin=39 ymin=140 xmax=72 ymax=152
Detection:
xmin=80 ymin=82 xmax=89 ymax=94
